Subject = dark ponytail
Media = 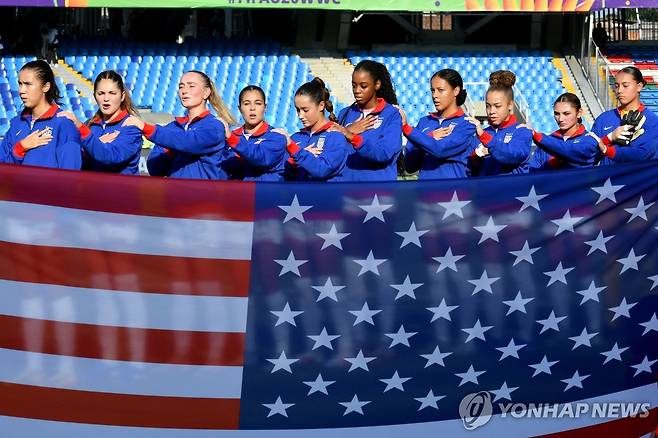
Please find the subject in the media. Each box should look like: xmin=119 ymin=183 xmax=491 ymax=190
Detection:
xmin=618 ymin=66 xmax=647 ymax=86
xmin=354 ymin=60 xmax=398 ymax=105
xmin=295 ymin=77 xmax=337 ymax=122
xmin=432 ymin=68 xmax=467 ymax=107
xmin=239 ymin=85 xmax=266 ymax=105
xmin=20 ymin=60 xmax=61 ymax=104
xmin=554 ymin=92 xmax=583 ymax=124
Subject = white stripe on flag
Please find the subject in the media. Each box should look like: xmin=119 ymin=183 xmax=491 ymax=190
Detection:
xmin=0 ymin=279 xmax=248 ymax=333
xmin=0 ymin=383 xmax=654 ymax=436
xmin=0 ymin=348 xmax=243 ymax=399
xmin=0 ymin=200 xmax=253 ymax=260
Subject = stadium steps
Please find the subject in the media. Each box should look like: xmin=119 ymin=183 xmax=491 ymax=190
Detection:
xmin=297 ymin=50 xmax=354 ymax=107
xmin=54 ymin=61 xmax=94 ymax=99
xmin=552 ymin=57 xmax=595 ymax=128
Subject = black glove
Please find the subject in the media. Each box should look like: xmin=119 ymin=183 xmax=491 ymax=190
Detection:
xmin=617 ymin=110 xmax=644 ymax=146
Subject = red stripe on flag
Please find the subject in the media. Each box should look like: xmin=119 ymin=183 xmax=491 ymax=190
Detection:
xmin=0 ymin=241 xmax=251 ymax=296
xmin=534 ymin=407 xmax=658 ymax=438
xmin=0 ymin=315 xmax=245 ymax=366
xmin=0 ymin=382 xmax=240 ymax=429
xmin=0 ymin=164 xmax=255 ymax=221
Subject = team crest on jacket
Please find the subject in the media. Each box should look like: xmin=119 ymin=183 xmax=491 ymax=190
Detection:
xmin=317 ymin=137 xmax=326 ymax=150
xmin=372 ymin=116 xmax=384 ymax=130
xmin=504 ymin=133 xmax=513 ymax=144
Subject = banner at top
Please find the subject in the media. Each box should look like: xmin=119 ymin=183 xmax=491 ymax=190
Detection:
xmin=2 ymin=0 xmax=655 ymax=11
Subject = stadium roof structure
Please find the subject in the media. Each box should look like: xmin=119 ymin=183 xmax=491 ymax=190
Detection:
xmin=3 ymin=0 xmax=655 ymax=12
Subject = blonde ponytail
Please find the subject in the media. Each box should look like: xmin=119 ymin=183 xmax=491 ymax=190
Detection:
xmin=189 ymin=70 xmax=237 ymax=125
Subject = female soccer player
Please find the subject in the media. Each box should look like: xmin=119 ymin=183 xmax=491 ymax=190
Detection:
xmin=467 ymin=70 xmax=532 ymax=176
xmin=0 ymin=60 xmax=81 ymax=169
xmin=58 ymin=70 xmax=143 ymax=174
xmin=529 ymin=92 xmax=599 ymax=170
xmin=282 ymin=77 xmax=349 ymax=182
xmin=123 ymin=70 xmax=237 ymax=179
xmin=224 ymin=85 xmax=287 ymax=181
xmin=593 ymin=66 xmax=658 ymax=163
xmin=331 ymin=60 xmax=402 ymax=181
xmin=399 ymin=68 xmax=476 ymax=179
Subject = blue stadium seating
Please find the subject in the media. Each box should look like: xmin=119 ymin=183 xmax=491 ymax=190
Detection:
xmin=348 ymin=50 xmax=565 ymax=133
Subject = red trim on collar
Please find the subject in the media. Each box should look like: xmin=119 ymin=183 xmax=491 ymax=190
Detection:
xmin=91 ymin=109 xmax=129 ymax=126
xmin=551 ymin=124 xmax=586 ymax=139
xmin=176 ymin=110 xmax=211 ymax=125
xmin=355 ymin=98 xmax=387 ymax=114
xmin=233 ymin=122 xmax=270 ymax=137
xmin=429 ymin=109 xmax=465 ymax=121
xmin=303 ymin=121 xmax=333 ymax=134
xmin=616 ymin=103 xmax=646 ymax=115
xmin=22 ymin=103 xmax=59 ymax=121
xmin=496 ymin=114 xmax=518 ymax=129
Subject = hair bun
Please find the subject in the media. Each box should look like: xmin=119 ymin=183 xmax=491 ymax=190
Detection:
xmin=489 ymin=70 xmax=516 ymax=88
xmin=311 ymin=77 xmax=327 ymax=88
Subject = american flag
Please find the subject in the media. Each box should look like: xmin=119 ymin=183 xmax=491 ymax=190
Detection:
xmin=0 ymin=162 xmax=656 ymax=437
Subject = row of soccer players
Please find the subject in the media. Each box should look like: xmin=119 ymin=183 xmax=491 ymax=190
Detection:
xmin=1 ymin=59 xmax=656 ymax=180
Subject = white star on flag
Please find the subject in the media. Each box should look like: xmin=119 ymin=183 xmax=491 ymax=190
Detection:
xmin=353 ymin=251 xmax=387 ymax=276
xmin=491 ymin=382 xmax=519 ymax=402
xmin=496 ymin=338 xmax=527 ymax=361
xmin=509 ymin=241 xmax=540 ymax=266
xmin=585 ymin=231 xmax=614 ymax=255
xmin=311 ymin=277 xmax=346 ymax=302
xmin=427 ymin=298 xmax=459 ymax=322
xmin=267 ymin=351 xmax=299 ymax=374
xmin=307 ymin=327 xmax=340 ymax=350
xmin=639 ymin=313 xmax=658 ymax=336
xmin=600 ymin=343 xmax=629 ymax=365
xmin=263 ymin=396 xmax=294 ymax=418
xmin=432 ymin=247 xmax=464 ymax=273
xmin=274 ymin=251 xmax=308 ymax=277
xmin=379 ymin=371 xmax=411 ymax=392
xmin=543 ymin=262 xmax=574 ymax=286
xmin=576 ymin=280 xmax=607 ymax=305
xmin=462 ymin=319 xmax=493 ymax=343
xmin=278 ymin=194 xmax=312 ymax=223
xmin=415 ymin=390 xmax=445 ymax=411
xmin=455 ymin=365 xmax=486 ymax=386
xmin=616 ymin=249 xmax=646 ymax=274
xmin=468 ymin=270 xmax=500 ymax=295
xmin=591 ymin=178 xmax=624 ymax=204
xmin=358 ymin=195 xmax=393 ymax=223
xmin=420 ymin=346 xmax=453 ymax=368
xmin=437 ymin=191 xmax=471 ymax=219
xmin=473 ymin=216 xmax=507 ymax=244
xmin=316 ymin=224 xmax=350 ymax=250
xmin=385 ymin=325 xmax=418 ymax=348
xmin=348 ymin=302 xmax=382 ymax=326
xmin=536 ymin=311 xmax=567 ymax=334
xmin=648 ymin=274 xmax=658 ymax=291
xmin=516 ymin=185 xmax=548 ymax=211
xmin=625 ymin=197 xmax=654 ymax=223
xmin=340 ymin=395 xmax=370 ymax=415
xmin=631 ymin=356 xmax=657 ymax=377
xmin=561 ymin=370 xmax=590 ymax=391
xmin=303 ymin=374 xmax=335 ymax=395
xmin=502 ymin=291 xmax=534 ymax=315
xmin=390 ymin=275 xmax=423 ymax=300
xmin=551 ymin=210 xmax=583 ymax=235
xmin=609 ymin=297 xmax=637 ymax=321
xmin=345 ymin=350 xmax=376 ymax=372
xmin=270 ymin=303 xmax=304 ymax=327
xmin=569 ymin=327 xmax=599 ymax=350
xmin=529 ymin=355 xmax=559 ymax=377
xmin=395 ymin=222 xmax=429 ymax=248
